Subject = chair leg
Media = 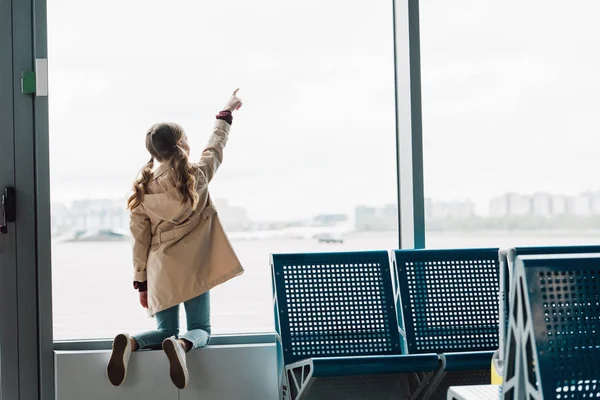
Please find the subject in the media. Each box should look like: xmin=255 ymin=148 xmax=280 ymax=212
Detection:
xmin=410 ymin=371 xmax=438 ymax=400
xmin=285 ymin=361 xmax=314 ymax=400
xmin=419 ymin=355 xmax=448 ymax=400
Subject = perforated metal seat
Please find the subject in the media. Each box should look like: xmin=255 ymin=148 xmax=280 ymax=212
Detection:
xmin=272 ymin=251 xmax=440 ymax=400
xmin=392 ymin=248 xmax=500 ymax=399
xmin=278 ymin=252 xmax=400 ymax=360
xmin=393 ymin=248 xmax=500 ymax=354
xmin=495 ymin=245 xmax=600 ymax=382
xmin=502 ymin=253 xmax=600 ymax=400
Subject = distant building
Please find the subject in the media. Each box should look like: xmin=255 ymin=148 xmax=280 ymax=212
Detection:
xmin=56 ymin=199 xmax=128 ymax=233
xmin=312 ymin=214 xmax=348 ymax=226
xmin=51 ymin=197 xmax=254 ymax=237
xmin=355 ymin=206 xmax=376 ymax=231
xmin=355 ymin=205 xmax=376 ymax=218
xmin=426 ymin=199 xmax=475 ymax=219
xmin=382 ymin=204 xmax=397 ymax=217
xmin=489 ymin=195 xmax=509 ymax=218
xmin=425 ymin=198 xmax=434 ymax=221
xmin=489 ymin=193 xmax=531 ymax=217
xmin=551 ymin=195 xmax=568 ymax=216
xmin=508 ymin=193 xmax=531 ymax=216
xmin=567 ymin=193 xmax=592 ymax=216
xmin=531 ymin=192 xmax=552 ymax=217
xmin=213 ymin=199 xmax=251 ymax=232
xmin=50 ymin=202 xmax=71 ymax=236
xmin=490 ymin=191 xmax=600 ymax=218
xmin=591 ymin=191 xmax=600 ymax=215
xmin=355 ymin=204 xmax=397 ymax=231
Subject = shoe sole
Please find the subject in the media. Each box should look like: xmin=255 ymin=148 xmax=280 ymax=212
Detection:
xmin=163 ymin=339 xmax=188 ymax=389
xmin=107 ymin=334 xmax=128 ymax=386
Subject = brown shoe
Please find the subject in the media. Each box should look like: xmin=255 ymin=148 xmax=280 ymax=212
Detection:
xmin=163 ymin=337 xmax=189 ymax=389
xmin=106 ymin=333 xmax=132 ymax=386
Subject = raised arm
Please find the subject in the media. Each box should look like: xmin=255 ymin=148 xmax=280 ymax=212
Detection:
xmin=196 ymin=89 xmax=243 ymax=183
xmin=196 ymin=118 xmax=230 ymax=183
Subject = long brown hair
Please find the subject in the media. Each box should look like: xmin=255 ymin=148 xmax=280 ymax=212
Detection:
xmin=127 ymin=122 xmax=199 ymax=211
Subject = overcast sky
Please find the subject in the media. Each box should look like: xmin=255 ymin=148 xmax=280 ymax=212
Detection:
xmin=47 ymin=1 xmax=600 ymax=220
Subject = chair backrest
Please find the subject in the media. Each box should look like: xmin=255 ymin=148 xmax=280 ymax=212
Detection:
xmin=271 ymin=250 xmax=401 ymax=365
xmin=513 ymin=245 xmax=600 ymax=258
xmin=503 ymin=253 xmax=600 ymax=400
xmin=393 ymin=248 xmax=500 ymax=354
xmin=498 ymin=245 xmax=600 ymax=362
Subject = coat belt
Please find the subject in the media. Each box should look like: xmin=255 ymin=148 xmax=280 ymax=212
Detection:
xmin=151 ymin=206 xmax=216 ymax=246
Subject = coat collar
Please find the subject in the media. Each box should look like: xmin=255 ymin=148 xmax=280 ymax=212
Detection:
xmin=153 ymin=162 xmax=172 ymax=179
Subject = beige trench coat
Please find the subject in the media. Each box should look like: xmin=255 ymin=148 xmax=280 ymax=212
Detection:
xmin=129 ymin=119 xmax=244 ymax=316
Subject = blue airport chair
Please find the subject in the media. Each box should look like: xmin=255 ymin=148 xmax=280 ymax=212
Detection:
xmin=493 ymin=245 xmax=600 ymax=382
xmin=392 ymin=248 xmax=501 ymax=399
xmin=272 ymin=250 xmax=441 ymax=400
xmin=500 ymin=253 xmax=600 ymax=399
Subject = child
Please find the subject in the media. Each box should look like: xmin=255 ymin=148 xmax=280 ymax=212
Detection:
xmin=106 ymin=89 xmax=245 ymax=389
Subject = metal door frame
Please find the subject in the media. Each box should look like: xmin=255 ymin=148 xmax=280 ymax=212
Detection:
xmin=1 ymin=0 xmax=54 ymax=398
xmin=0 ymin=0 xmax=20 ymax=397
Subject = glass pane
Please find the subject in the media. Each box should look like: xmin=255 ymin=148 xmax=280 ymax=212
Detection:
xmin=49 ymin=0 xmax=398 ymax=340
xmin=421 ymin=1 xmax=600 ymax=249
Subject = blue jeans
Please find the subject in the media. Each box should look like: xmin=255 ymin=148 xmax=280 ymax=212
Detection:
xmin=132 ymin=292 xmax=211 ymax=350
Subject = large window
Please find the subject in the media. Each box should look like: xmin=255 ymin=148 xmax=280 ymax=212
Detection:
xmin=49 ymin=1 xmax=398 ymax=340
xmin=421 ymin=1 xmax=600 ymax=248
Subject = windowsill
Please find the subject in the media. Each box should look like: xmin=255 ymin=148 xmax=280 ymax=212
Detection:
xmin=53 ymin=332 xmax=276 ymax=351
xmin=55 ymin=339 xmax=279 ymax=399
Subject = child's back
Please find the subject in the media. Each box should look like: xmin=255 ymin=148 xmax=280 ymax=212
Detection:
xmin=108 ymin=89 xmax=244 ymax=390
xmin=129 ymin=116 xmax=244 ymax=317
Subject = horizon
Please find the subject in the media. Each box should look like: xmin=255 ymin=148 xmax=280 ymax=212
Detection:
xmin=49 ymin=187 xmax=600 ymax=222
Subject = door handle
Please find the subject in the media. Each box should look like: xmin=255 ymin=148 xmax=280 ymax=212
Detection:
xmin=0 ymin=187 xmax=16 ymax=234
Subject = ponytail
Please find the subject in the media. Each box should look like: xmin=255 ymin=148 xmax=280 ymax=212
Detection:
xmin=127 ymin=157 xmax=154 ymax=211
xmin=171 ymin=146 xmax=199 ymax=211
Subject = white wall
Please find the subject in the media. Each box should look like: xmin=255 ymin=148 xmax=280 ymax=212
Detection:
xmin=55 ymin=344 xmax=278 ymax=400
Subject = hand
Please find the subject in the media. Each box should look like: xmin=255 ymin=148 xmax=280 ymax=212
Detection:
xmin=139 ymin=291 xmax=148 ymax=309
xmin=223 ymin=88 xmax=243 ymax=112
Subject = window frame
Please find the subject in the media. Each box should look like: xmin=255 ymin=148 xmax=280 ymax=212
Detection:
xmin=34 ymin=0 xmax=426 ymax=352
